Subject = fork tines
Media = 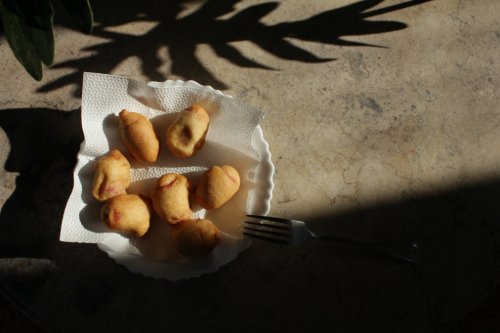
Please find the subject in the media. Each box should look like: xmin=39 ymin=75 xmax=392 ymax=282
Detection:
xmin=245 ymin=221 xmax=290 ymax=231
xmin=242 ymin=232 xmax=289 ymax=245
xmin=243 ymin=215 xmax=292 ymax=245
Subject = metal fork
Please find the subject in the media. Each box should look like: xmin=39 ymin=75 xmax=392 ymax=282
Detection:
xmin=244 ymin=215 xmax=420 ymax=262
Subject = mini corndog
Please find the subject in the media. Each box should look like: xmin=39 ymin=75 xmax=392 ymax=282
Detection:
xmin=119 ymin=109 xmax=160 ymax=162
xmin=151 ymin=173 xmax=194 ymax=225
xmin=195 ymin=166 xmax=240 ymax=210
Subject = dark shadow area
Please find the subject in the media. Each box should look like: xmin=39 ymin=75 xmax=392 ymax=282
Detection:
xmin=68 ymin=276 xmax=117 ymax=316
xmin=0 ymin=106 xmax=498 ymax=332
xmin=0 ymin=285 xmax=50 ymax=333
xmin=0 ymin=108 xmax=83 ymax=259
xmin=0 ymin=107 xmax=83 ymax=333
xmin=39 ymin=0 xmax=433 ymax=96
xmin=224 ymin=180 xmax=500 ymax=332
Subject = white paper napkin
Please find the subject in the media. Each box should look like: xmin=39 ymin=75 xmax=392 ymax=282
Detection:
xmin=61 ymin=72 xmax=265 ymax=266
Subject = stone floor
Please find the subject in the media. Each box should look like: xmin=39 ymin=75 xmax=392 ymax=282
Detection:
xmin=0 ymin=292 xmax=45 ymax=333
xmin=2 ymin=286 xmax=499 ymax=332
xmin=1 ymin=0 xmax=500 ymax=332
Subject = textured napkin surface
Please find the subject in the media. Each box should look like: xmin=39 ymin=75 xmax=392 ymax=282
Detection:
xmin=61 ymin=73 xmax=265 ymax=265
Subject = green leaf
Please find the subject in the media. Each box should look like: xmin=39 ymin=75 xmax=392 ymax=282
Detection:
xmin=0 ymin=6 xmax=3 ymax=33
xmin=57 ymin=0 xmax=93 ymax=34
xmin=17 ymin=0 xmax=55 ymax=67
xmin=0 ymin=0 xmax=43 ymax=81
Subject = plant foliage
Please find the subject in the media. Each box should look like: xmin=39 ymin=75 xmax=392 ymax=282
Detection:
xmin=0 ymin=0 xmax=93 ymax=81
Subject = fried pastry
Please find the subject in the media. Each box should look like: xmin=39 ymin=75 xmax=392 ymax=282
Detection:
xmin=151 ymin=173 xmax=194 ymax=225
xmin=166 ymin=105 xmax=210 ymax=158
xmin=119 ymin=109 xmax=160 ymax=162
xmin=170 ymin=219 xmax=220 ymax=256
xmin=195 ymin=165 xmax=240 ymax=210
xmin=92 ymin=149 xmax=131 ymax=202
xmin=101 ymin=194 xmax=152 ymax=237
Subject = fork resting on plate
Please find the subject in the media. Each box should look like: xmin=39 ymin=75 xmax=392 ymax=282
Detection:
xmin=244 ymin=215 xmax=420 ymax=262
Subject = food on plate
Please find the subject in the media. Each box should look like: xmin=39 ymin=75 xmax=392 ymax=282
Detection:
xmin=195 ymin=165 xmax=240 ymax=210
xmin=92 ymin=149 xmax=131 ymax=202
xmin=170 ymin=219 xmax=220 ymax=256
xmin=166 ymin=105 xmax=210 ymax=158
xmin=151 ymin=173 xmax=194 ymax=225
xmin=101 ymin=194 xmax=152 ymax=237
xmin=119 ymin=109 xmax=160 ymax=162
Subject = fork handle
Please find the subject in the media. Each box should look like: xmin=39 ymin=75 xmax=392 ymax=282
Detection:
xmin=311 ymin=234 xmax=420 ymax=262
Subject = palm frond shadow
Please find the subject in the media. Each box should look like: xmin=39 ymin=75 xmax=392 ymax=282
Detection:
xmin=39 ymin=0 xmax=432 ymax=96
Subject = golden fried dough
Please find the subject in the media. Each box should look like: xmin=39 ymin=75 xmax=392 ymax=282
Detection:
xmin=119 ymin=109 xmax=160 ymax=162
xmin=151 ymin=174 xmax=194 ymax=225
xmin=101 ymin=194 xmax=152 ymax=237
xmin=170 ymin=219 xmax=220 ymax=256
xmin=166 ymin=105 xmax=210 ymax=158
xmin=195 ymin=165 xmax=240 ymax=210
xmin=92 ymin=149 xmax=131 ymax=202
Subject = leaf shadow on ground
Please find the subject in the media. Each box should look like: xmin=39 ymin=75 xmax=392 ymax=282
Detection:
xmin=39 ymin=0 xmax=433 ymax=96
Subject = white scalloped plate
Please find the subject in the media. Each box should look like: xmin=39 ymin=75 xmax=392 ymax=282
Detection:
xmin=97 ymin=81 xmax=274 ymax=280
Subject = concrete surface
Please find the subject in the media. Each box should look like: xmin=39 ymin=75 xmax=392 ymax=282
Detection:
xmin=1 ymin=0 xmax=500 ymax=332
